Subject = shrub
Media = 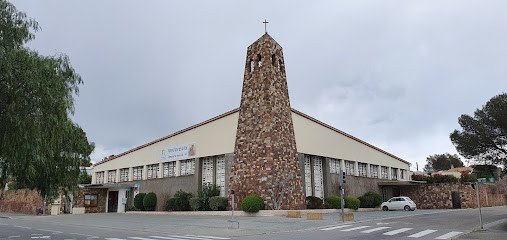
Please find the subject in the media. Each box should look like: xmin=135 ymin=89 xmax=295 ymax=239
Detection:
xmin=165 ymin=198 xmax=176 ymax=211
xmin=172 ymin=190 xmax=193 ymax=211
xmin=198 ymin=184 xmax=221 ymax=211
xmin=134 ymin=193 xmax=146 ymax=211
xmin=143 ymin=192 xmax=157 ymax=211
xmin=325 ymin=196 xmax=341 ymax=209
xmin=358 ymin=191 xmax=382 ymax=208
xmin=125 ymin=206 xmax=136 ymax=212
xmin=306 ymin=196 xmax=324 ymax=209
xmin=241 ymin=195 xmax=264 ymax=213
xmin=209 ymin=196 xmax=228 ymax=211
xmin=460 ymin=172 xmax=478 ymax=183
xmin=345 ymin=197 xmax=360 ymax=210
xmin=189 ymin=197 xmax=201 ymax=211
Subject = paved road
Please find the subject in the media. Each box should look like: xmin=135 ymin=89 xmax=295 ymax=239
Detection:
xmin=1 ymin=207 xmax=505 ymax=240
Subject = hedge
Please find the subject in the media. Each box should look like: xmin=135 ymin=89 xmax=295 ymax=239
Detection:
xmin=241 ymin=195 xmax=263 ymax=213
xmin=325 ymin=196 xmax=341 ymax=209
xmin=189 ymin=197 xmax=200 ymax=211
xmin=143 ymin=192 xmax=157 ymax=211
xmin=172 ymin=190 xmax=193 ymax=211
xmin=306 ymin=196 xmax=324 ymax=209
xmin=134 ymin=193 xmax=146 ymax=211
xmin=165 ymin=198 xmax=176 ymax=211
xmin=345 ymin=197 xmax=360 ymax=210
xmin=209 ymin=196 xmax=228 ymax=211
xmin=358 ymin=191 xmax=382 ymax=208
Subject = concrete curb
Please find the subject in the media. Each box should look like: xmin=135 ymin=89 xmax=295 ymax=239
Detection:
xmin=125 ymin=208 xmax=381 ymax=217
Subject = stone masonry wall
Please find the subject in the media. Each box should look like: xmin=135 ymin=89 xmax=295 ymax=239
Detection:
xmin=74 ymin=188 xmax=107 ymax=213
xmin=402 ymin=181 xmax=506 ymax=209
xmin=230 ymin=33 xmax=306 ymax=210
xmin=0 ymin=189 xmax=52 ymax=215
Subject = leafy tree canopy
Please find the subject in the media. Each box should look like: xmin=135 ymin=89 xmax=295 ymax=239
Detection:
xmin=423 ymin=153 xmax=464 ymax=173
xmin=0 ymin=1 xmax=94 ymax=199
xmin=450 ymin=93 xmax=507 ymax=169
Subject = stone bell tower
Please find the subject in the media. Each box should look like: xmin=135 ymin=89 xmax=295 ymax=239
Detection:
xmin=229 ymin=33 xmax=306 ymax=210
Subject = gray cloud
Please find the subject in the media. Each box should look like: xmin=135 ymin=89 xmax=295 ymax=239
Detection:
xmin=12 ymin=0 xmax=507 ymax=169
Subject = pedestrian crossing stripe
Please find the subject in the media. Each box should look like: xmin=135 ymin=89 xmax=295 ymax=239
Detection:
xmin=320 ymin=224 xmax=464 ymax=239
xmin=124 ymin=236 xmax=231 ymax=240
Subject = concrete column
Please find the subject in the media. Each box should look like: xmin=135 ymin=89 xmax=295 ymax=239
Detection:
xmin=366 ymin=163 xmax=371 ymax=178
xmin=159 ymin=163 xmax=164 ymax=178
xmin=387 ymin=167 xmax=392 ymax=180
xmin=143 ymin=165 xmax=148 ymax=180
xmin=128 ymin=167 xmax=133 ymax=181
xmin=354 ymin=161 xmax=359 ymax=176
xmin=116 ymin=169 xmax=121 ymax=183
xmin=175 ymin=160 xmax=181 ymax=176
xmin=104 ymin=170 xmax=109 ymax=183
xmin=340 ymin=159 xmax=345 ymax=174
xmin=407 ymin=168 xmax=411 ymax=180
xmin=397 ymin=168 xmax=401 ymax=181
xmin=378 ymin=166 xmax=382 ymax=179
xmin=92 ymin=172 xmax=97 ymax=184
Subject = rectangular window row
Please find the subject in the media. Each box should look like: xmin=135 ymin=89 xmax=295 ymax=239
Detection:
xmin=327 ymin=158 xmax=405 ymax=180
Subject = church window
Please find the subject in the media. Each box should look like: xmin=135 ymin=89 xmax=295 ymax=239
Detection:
xmin=180 ymin=159 xmax=195 ymax=175
xmin=345 ymin=161 xmax=354 ymax=175
xmin=304 ymin=155 xmax=312 ymax=197
xmin=358 ymin=163 xmax=367 ymax=177
xmin=381 ymin=166 xmax=388 ymax=179
xmin=312 ymin=156 xmax=324 ymax=199
xmin=250 ymin=59 xmax=254 ymax=72
xmin=108 ymin=170 xmax=116 ymax=183
xmin=133 ymin=166 xmax=143 ymax=180
xmin=163 ymin=162 xmax=176 ymax=177
xmin=216 ymin=155 xmax=226 ymax=196
xmin=278 ymin=59 xmax=283 ymax=72
xmin=96 ymin=171 xmax=104 ymax=184
xmin=329 ymin=158 xmax=340 ymax=174
xmin=257 ymin=54 xmax=262 ymax=67
xmin=370 ymin=165 xmax=379 ymax=178
xmin=147 ymin=164 xmax=159 ymax=179
xmin=271 ymin=54 xmax=276 ymax=66
xmin=400 ymin=169 xmax=406 ymax=180
xmin=120 ymin=168 xmax=129 ymax=182
xmin=391 ymin=168 xmax=398 ymax=180
xmin=202 ymin=157 xmax=214 ymax=186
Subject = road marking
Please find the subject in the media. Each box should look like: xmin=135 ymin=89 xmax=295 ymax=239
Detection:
xmin=341 ymin=226 xmax=370 ymax=232
xmin=13 ymin=225 xmax=32 ymax=229
xmin=150 ymin=237 xmax=189 ymax=240
xmin=105 ymin=239 xmax=126 ymax=240
xmin=408 ymin=229 xmax=437 ymax=238
xmin=435 ymin=231 xmax=463 ymax=239
xmin=361 ymin=227 xmax=391 ymax=233
xmin=37 ymin=229 xmax=62 ymax=234
xmin=30 ymin=236 xmax=50 ymax=239
xmin=129 ymin=237 xmax=158 ymax=240
xmin=69 ymin=232 xmax=98 ymax=238
xmin=190 ymin=236 xmax=230 ymax=240
xmin=321 ymin=224 xmax=353 ymax=231
xmin=383 ymin=228 xmax=413 ymax=235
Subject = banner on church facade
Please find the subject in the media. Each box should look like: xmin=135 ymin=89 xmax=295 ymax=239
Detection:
xmin=160 ymin=142 xmax=196 ymax=162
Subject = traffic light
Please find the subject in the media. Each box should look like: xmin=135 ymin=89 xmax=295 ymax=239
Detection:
xmin=339 ymin=186 xmax=343 ymax=190
xmin=341 ymin=171 xmax=346 ymax=184
xmin=230 ymin=189 xmax=235 ymax=195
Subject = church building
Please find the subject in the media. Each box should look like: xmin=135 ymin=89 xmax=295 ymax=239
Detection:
xmin=90 ymin=33 xmax=411 ymax=212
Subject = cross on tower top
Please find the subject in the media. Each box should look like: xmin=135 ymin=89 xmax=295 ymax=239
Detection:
xmin=263 ymin=19 xmax=269 ymax=33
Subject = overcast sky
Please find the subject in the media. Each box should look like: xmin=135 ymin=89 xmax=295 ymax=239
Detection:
xmin=11 ymin=0 xmax=507 ymax=171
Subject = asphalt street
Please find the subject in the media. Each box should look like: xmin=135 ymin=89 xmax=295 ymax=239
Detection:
xmin=0 ymin=207 xmax=505 ymax=240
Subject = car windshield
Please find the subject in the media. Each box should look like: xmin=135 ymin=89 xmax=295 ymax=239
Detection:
xmin=404 ymin=197 xmax=412 ymax=201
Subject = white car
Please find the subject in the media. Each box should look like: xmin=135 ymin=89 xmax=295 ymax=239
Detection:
xmin=381 ymin=196 xmax=416 ymax=211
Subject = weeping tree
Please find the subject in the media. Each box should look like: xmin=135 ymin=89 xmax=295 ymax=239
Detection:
xmin=0 ymin=1 xmax=94 ymax=208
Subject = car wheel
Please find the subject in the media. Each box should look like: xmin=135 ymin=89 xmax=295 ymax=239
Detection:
xmin=404 ymin=205 xmax=410 ymax=211
xmin=383 ymin=206 xmax=388 ymax=211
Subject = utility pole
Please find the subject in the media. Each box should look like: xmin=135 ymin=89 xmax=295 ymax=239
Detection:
xmin=475 ymin=182 xmax=483 ymax=230
xmin=339 ymin=170 xmax=346 ymax=222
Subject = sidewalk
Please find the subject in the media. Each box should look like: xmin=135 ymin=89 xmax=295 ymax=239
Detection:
xmin=457 ymin=218 xmax=506 ymax=240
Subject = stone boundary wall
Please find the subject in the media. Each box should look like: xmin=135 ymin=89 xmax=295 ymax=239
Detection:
xmin=403 ymin=180 xmax=506 ymax=209
xmin=0 ymin=189 xmax=52 ymax=215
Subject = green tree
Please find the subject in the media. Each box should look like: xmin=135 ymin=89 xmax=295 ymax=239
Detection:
xmin=423 ymin=153 xmax=464 ymax=173
xmin=0 ymin=1 xmax=94 ymax=200
xmin=450 ymin=93 xmax=507 ymax=169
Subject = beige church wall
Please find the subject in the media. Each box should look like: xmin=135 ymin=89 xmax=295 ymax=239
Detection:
xmin=93 ymin=111 xmax=239 ymax=173
xmin=292 ymin=111 xmax=409 ymax=171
